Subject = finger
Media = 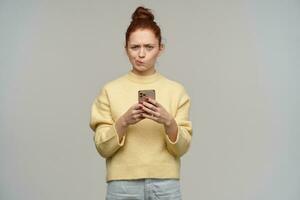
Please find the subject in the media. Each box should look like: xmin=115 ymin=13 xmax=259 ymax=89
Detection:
xmin=146 ymin=97 xmax=159 ymax=107
xmin=133 ymin=113 xmax=144 ymax=120
xmin=136 ymin=113 xmax=146 ymax=120
xmin=141 ymin=105 xmax=156 ymax=116
xmin=142 ymin=101 xmax=158 ymax=111
xmin=138 ymin=115 xmax=146 ymax=120
xmin=142 ymin=113 xmax=157 ymax=120
xmin=133 ymin=103 xmax=143 ymax=110
xmin=133 ymin=109 xmax=145 ymax=114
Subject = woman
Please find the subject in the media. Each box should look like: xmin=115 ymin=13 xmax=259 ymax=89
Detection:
xmin=89 ymin=6 xmax=192 ymax=200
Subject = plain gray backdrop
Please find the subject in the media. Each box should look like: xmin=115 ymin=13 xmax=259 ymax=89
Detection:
xmin=1 ymin=0 xmax=299 ymax=199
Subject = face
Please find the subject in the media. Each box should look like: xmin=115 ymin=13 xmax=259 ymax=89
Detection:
xmin=126 ymin=29 xmax=164 ymax=75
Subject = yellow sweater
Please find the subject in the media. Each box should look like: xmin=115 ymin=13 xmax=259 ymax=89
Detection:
xmin=89 ymin=70 xmax=192 ymax=182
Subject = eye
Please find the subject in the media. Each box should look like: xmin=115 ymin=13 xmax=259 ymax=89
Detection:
xmin=130 ymin=46 xmax=139 ymax=50
xmin=146 ymin=46 xmax=154 ymax=50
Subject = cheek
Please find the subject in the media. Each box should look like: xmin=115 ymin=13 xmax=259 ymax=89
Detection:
xmin=131 ymin=51 xmax=139 ymax=58
xmin=148 ymin=52 xmax=159 ymax=61
xmin=127 ymin=52 xmax=136 ymax=59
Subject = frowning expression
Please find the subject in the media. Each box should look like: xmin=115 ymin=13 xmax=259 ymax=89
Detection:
xmin=126 ymin=29 xmax=164 ymax=75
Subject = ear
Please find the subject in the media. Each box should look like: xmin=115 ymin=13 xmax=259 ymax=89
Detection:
xmin=124 ymin=46 xmax=129 ymax=56
xmin=158 ymin=44 xmax=165 ymax=57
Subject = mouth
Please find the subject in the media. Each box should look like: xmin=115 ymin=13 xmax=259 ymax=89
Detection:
xmin=135 ymin=60 xmax=144 ymax=65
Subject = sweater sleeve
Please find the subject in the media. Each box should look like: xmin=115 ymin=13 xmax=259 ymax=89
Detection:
xmin=165 ymin=87 xmax=192 ymax=158
xmin=89 ymin=87 xmax=126 ymax=159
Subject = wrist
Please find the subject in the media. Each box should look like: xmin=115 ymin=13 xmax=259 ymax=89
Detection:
xmin=117 ymin=116 xmax=128 ymax=128
xmin=164 ymin=117 xmax=174 ymax=128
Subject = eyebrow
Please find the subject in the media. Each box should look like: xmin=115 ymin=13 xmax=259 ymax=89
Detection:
xmin=130 ymin=43 xmax=155 ymax=46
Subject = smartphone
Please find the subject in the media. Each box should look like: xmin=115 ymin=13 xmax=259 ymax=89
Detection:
xmin=138 ymin=89 xmax=156 ymax=103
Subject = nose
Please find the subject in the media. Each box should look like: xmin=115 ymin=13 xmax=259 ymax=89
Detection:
xmin=138 ymin=48 xmax=145 ymax=58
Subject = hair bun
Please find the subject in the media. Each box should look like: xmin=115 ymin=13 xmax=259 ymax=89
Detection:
xmin=131 ymin=6 xmax=154 ymax=21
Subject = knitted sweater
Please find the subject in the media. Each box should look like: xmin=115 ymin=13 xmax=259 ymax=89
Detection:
xmin=89 ymin=70 xmax=192 ymax=182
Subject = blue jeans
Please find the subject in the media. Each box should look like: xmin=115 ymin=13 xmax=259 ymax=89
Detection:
xmin=106 ymin=178 xmax=182 ymax=200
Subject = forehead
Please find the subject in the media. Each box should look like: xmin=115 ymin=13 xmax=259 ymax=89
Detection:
xmin=128 ymin=29 xmax=159 ymax=45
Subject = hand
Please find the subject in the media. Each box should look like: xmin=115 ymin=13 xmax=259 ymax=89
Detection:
xmin=121 ymin=103 xmax=145 ymax=126
xmin=140 ymin=97 xmax=173 ymax=126
xmin=115 ymin=103 xmax=145 ymax=141
xmin=141 ymin=97 xmax=179 ymax=142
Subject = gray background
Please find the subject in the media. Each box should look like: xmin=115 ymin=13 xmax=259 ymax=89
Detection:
xmin=1 ymin=0 xmax=299 ymax=199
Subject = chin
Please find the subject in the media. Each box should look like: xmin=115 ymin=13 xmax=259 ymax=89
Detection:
xmin=133 ymin=65 xmax=149 ymax=72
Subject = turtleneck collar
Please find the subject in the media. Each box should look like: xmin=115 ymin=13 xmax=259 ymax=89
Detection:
xmin=126 ymin=70 xmax=162 ymax=84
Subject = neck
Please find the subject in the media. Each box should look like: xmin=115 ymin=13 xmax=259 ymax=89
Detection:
xmin=127 ymin=69 xmax=161 ymax=84
xmin=131 ymin=68 xmax=156 ymax=76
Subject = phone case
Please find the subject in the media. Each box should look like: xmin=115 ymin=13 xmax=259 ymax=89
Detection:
xmin=138 ymin=90 xmax=156 ymax=103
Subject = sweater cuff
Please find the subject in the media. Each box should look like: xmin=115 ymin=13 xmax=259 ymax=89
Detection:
xmin=112 ymin=123 xmax=126 ymax=146
xmin=164 ymin=126 xmax=189 ymax=157
xmin=165 ymin=128 xmax=180 ymax=144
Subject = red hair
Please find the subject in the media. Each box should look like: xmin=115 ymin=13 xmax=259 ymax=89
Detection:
xmin=125 ymin=6 xmax=162 ymax=48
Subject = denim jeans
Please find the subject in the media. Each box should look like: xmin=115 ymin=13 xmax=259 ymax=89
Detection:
xmin=105 ymin=178 xmax=182 ymax=200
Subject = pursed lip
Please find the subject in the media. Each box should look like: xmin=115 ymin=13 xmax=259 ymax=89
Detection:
xmin=136 ymin=60 xmax=144 ymax=64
